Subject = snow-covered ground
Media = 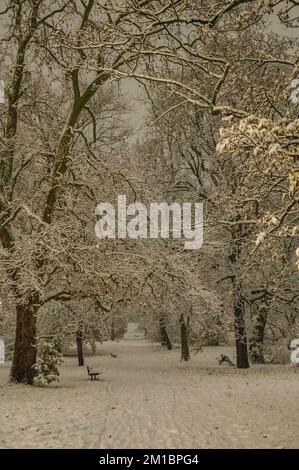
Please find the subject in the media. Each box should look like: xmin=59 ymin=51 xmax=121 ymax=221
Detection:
xmin=1 ymin=329 xmax=299 ymax=449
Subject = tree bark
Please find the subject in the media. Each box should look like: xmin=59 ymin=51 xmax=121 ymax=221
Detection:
xmin=159 ymin=317 xmax=172 ymax=350
xmin=76 ymin=323 xmax=84 ymax=367
xmin=111 ymin=315 xmax=115 ymax=341
xmin=228 ymin=221 xmax=250 ymax=369
xmin=91 ymin=339 xmax=97 ymax=355
xmin=249 ymin=307 xmax=268 ymax=364
xmin=10 ymin=298 xmax=38 ymax=384
xmin=233 ymin=284 xmax=250 ymax=369
xmin=180 ymin=314 xmax=191 ymax=362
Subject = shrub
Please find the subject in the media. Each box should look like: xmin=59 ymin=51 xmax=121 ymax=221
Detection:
xmin=33 ymin=340 xmax=63 ymax=387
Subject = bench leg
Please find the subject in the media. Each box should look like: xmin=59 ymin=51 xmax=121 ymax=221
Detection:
xmin=89 ymin=374 xmax=100 ymax=381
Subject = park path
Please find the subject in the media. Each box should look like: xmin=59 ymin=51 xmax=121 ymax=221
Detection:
xmin=1 ymin=324 xmax=299 ymax=448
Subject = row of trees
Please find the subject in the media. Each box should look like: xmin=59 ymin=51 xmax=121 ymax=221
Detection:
xmin=129 ymin=0 xmax=299 ymax=365
xmin=0 ymin=0 xmax=298 ymax=383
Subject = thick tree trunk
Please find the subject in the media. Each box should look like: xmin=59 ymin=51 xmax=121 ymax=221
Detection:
xmin=180 ymin=314 xmax=191 ymax=362
xmin=249 ymin=307 xmax=268 ymax=364
xmin=159 ymin=317 xmax=172 ymax=350
xmin=229 ymin=225 xmax=250 ymax=370
xmin=233 ymin=284 xmax=250 ymax=369
xmin=10 ymin=300 xmax=38 ymax=384
xmin=76 ymin=324 xmax=84 ymax=367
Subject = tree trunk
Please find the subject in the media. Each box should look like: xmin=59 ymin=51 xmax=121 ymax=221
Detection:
xmin=180 ymin=314 xmax=191 ymax=362
xmin=111 ymin=315 xmax=115 ymax=341
xmin=76 ymin=324 xmax=84 ymax=367
xmin=159 ymin=317 xmax=172 ymax=350
xmin=91 ymin=339 xmax=97 ymax=355
xmin=10 ymin=300 xmax=38 ymax=384
xmin=229 ymin=224 xmax=250 ymax=370
xmin=233 ymin=284 xmax=250 ymax=369
xmin=249 ymin=307 xmax=268 ymax=364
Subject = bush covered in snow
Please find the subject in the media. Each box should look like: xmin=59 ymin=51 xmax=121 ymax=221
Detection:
xmin=33 ymin=340 xmax=63 ymax=387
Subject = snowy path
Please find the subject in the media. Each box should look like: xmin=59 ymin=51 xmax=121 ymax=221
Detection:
xmin=1 ymin=330 xmax=299 ymax=448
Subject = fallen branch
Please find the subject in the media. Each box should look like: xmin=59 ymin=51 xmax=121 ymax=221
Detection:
xmin=217 ymin=354 xmax=235 ymax=366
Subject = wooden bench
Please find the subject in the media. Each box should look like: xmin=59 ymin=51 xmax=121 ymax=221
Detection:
xmin=87 ymin=366 xmax=101 ymax=381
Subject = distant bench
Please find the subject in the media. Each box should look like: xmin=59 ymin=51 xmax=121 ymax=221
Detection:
xmin=87 ymin=366 xmax=102 ymax=381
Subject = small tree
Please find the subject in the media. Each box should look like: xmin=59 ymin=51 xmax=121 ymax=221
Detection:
xmin=33 ymin=340 xmax=63 ymax=387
